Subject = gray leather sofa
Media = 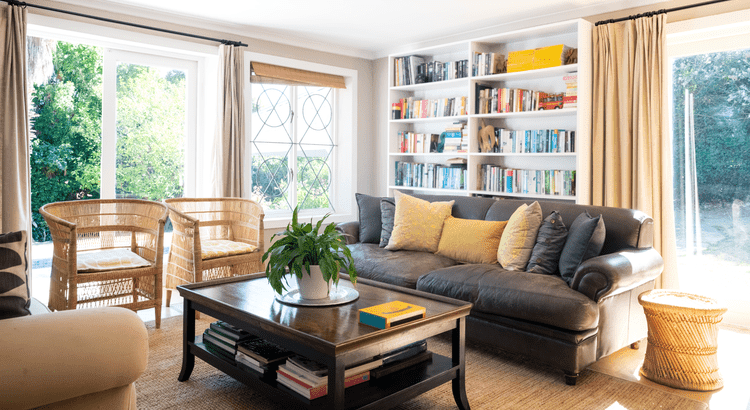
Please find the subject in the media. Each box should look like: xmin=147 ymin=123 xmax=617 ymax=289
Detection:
xmin=337 ymin=194 xmax=664 ymax=385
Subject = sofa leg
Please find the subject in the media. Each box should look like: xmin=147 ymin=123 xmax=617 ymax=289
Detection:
xmin=564 ymin=372 xmax=579 ymax=386
xmin=630 ymin=341 xmax=640 ymax=350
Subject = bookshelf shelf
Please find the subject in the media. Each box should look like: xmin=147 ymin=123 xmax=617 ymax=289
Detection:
xmin=387 ymin=18 xmax=591 ymax=203
xmin=472 ymin=108 xmax=576 ymax=119
xmin=472 ymin=63 xmax=579 ymax=82
xmin=389 ymin=115 xmax=469 ymax=124
xmin=391 ymin=77 xmax=469 ymax=92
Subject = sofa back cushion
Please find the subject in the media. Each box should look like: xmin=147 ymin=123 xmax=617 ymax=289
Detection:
xmin=356 ymin=193 xmax=385 ymax=244
xmin=413 ymin=194 xmax=497 ymax=220
xmin=485 ymin=199 xmax=651 ymax=254
xmin=497 ymin=202 xmax=543 ymax=270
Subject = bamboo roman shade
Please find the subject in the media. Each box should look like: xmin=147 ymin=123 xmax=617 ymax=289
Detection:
xmin=250 ymin=62 xmax=346 ymax=89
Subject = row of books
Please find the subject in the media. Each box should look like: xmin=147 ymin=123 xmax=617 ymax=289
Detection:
xmin=276 ymin=340 xmax=431 ymax=401
xmin=397 ymin=122 xmax=468 ymax=154
xmin=393 ymin=96 xmax=468 ymax=120
xmin=393 ymin=55 xmax=470 ymax=86
xmin=394 ymin=161 xmax=467 ymax=190
xmin=480 ymin=129 xmax=575 ymax=154
xmin=478 ymin=167 xmax=576 ymax=196
xmin=473 ymin=52 xmax=506 ymax=77
xmin=476 ymin=84 xmax=561 ymax=114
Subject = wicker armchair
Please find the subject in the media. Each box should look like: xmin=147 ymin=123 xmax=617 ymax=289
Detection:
xmin=164 ymin=198 xmax=264 ymax=307
xmin=39 ymin=199 xmax=169 ymax=328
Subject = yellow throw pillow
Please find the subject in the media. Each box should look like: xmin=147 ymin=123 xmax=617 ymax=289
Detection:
xmin=497 ymin=201 xmax=543 ymax=270
xmin=437 ymin=217 xmax=508 ymax=264
xmin=385 ymin=191 xmax=454 ymax=253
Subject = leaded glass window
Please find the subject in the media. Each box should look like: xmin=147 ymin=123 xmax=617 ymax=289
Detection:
xmin=251 ymin=83 xmax=335 ymax=213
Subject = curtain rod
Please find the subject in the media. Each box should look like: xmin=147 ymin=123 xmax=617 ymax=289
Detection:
xmin=595 ymin=0 xmax=731 ymax=26
xmin=2 ymin=0 xmax=247 ymax=47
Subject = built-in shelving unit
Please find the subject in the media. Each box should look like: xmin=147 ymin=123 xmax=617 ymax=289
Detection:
xmin=387 ymin=19 xmax=592 ymax=203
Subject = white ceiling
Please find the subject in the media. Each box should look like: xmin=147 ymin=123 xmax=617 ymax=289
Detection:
xmin=51 ymin=0 xmax=665 ymax=59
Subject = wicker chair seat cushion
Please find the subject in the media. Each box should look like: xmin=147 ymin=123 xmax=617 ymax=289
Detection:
xmin=77 ymin=249 xmax=151 ymax=272
xmin=201 ymin=239 xmax=258 ymax=260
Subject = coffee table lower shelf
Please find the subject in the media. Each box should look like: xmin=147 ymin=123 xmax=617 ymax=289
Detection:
xmin=191 ymin=340 xmax=457 ymax=410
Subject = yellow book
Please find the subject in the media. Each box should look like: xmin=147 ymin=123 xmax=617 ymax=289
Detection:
xmin=359 ymin=301 xmax=426 ymax=329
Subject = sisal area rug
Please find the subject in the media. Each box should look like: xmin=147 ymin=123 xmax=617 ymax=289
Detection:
xmin=136 ymin=316 xmax=707 ymax=410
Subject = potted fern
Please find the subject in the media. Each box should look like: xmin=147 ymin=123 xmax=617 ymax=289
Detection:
xmin=262 ymin=207 xmax=357 ymax=299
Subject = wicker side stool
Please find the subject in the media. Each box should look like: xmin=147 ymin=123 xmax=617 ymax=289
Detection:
xmin=638 ymin=289 xmax=727 ymax=391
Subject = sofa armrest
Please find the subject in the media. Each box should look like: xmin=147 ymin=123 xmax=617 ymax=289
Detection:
xmin=336 ymin=221 xmax=360 ymax=244
xmin=0 ymin=307 xmax=148 ymax=410
xmin=570 ymin=248 xmax=664 ymax=302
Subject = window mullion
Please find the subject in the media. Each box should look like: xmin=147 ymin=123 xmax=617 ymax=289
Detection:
xmin=101 ymin=49 xmax=117 ymax=199
xmin=290 ymin=87 xmax=299 ymax=210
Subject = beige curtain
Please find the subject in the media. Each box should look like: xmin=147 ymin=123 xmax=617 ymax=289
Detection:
xmin=592 ymin=14 xmax=678 ymax=289
xmin=0 ymin=4 xmax=30 ymax=234
xmin=212 ymin=44 xmax=245 ymax=197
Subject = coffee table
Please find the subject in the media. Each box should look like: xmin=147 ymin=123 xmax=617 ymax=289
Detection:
xmin=177 ymin=273 xmax=473 ymax=410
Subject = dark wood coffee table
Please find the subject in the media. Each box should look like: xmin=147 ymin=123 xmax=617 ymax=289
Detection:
xmin=177 ymin=273 xmax=473 ymax=410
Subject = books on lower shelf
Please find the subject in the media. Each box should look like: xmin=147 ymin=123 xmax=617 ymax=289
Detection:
xmin=202 ymin=321 xmax=259 ymax=365
xmin=277 ymin=368 xmax=371 ymax=401
xmin=394 ymin=161 xmax=467 ymax=190
xmin=478 ymin=166 xmax=576 ymax=196
xmin=486 ymin=128 xmax=575 ymax=154
xmin=236 ymin=337 xmax=293 ymax=367
xmin=277 ymin=354 xmax=382 ymax=400
xmin=359 ymin=300 xmax=426 ymax=329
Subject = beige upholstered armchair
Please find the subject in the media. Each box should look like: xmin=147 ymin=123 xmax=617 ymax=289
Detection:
xmin=39 ymin=199 xmax=168 ymax=328
xmin=164 ymin=198 xmax=264 ymax=307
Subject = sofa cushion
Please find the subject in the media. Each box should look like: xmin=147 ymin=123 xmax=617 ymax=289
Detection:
xmin=0 ymin=231 xmax=30 ymax=320
xmin=385 ymin=191 xmax=453 ymax=253
xmin=348 ymin=243 xmax=458 ymax=288
xmin=416 ymin=264 xmax=599 ymax=331
xmin=436 ymin=217 xmax=507 ymax=264
xmin=77 ymin=248 xmax=151 ymax=272
xmin=497 ymin=201 xmax=543 ymax=270
xmin=379 ymin=198 xmax=396 ymax=248
xmin=356 ymin=193 xmax=384 ymax=244
xmin=527 ymin=211 xmax=568 ymax=275
xmin=558 ymin=212 xmax=606 ymax=285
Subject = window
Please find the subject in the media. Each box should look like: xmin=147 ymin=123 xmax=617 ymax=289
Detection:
xmin=668 ymin=10 xmax=750 ymax=329
xmin=251 ymin=83 xmax=335 ymax=212
xmin=245 ymin=53 xmax=357 ymax=226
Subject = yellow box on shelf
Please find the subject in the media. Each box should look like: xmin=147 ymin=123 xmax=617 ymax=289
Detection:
xmin=506 ymin=49 xmax=535 ymax=73
xmin=359 ymin=300 xmax=426 ymax=329
xmin=532 ymin=44 xmax=571 ymax=70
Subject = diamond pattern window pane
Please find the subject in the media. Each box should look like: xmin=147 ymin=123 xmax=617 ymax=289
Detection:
xmin=251 ymin=84 xmax=335 ymax=212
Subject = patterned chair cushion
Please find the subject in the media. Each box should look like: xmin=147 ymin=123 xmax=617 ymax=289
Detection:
xmin=201 ymin=239 xmax=258 ymax=260
xmin=77 ymin=248 xmax=151 ymax=272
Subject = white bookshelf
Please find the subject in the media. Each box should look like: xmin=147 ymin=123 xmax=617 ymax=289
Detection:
xmin=386 ymin=19 xmax=592 ymax=203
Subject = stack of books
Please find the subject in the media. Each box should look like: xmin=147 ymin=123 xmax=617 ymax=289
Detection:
xmin=276 ymin=354 xmax=381 ymax=400
xmin=371 ymin=340 xmax=432 ymax=379
xmin=235 ymin=337 xmax=293 ymax=376
xmin=202 ymin=321 xmax=256 ymax=364
xmin=563 ymin=74 xmax=577 ymax=108
xmin=440 ymin=122 xmax=468 ymax=153
xmin=359 ymin=300 xmax=426 ymax=329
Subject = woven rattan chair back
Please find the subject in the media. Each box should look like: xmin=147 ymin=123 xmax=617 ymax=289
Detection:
xmin=39 ymin=199 xmax=168 ymax=328
xmin=164 ymin=198 xmax=264 ymax=306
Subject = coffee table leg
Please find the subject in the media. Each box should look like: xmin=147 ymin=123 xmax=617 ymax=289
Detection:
xmin=452 ymin=317 xmax=471 ymax=410
xmin=178 ymin=298 xmax=196 ymax=382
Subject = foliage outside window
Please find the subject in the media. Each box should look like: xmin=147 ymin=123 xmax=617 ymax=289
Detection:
xmin=28 ymin=39 xmax=187 ymax=241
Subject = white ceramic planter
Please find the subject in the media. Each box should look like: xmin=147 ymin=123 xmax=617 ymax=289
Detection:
xmin=296 ymin=265 xmax=331 ymax=300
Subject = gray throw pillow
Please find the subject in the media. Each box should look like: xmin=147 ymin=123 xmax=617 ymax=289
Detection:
xmin=0 ymin=230 xmax=30 ymax=320
xmin=527 ymin=211 xmax=568 ymax=276
xmin=356 ymin=193 xmax=383 ymax=244
xmin=379 ymin=198 xmax=396 ymax=248
xmin=558 ymin=212 xmax=606 ymax=285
